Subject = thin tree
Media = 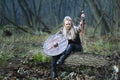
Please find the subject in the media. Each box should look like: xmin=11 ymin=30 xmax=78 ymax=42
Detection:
xmin=87 ymin=0 xmax=110 ymax=35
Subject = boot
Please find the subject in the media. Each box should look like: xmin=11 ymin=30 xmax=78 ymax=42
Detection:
xmin=56 ymin=54 xmax=66 ymax=65
xmin=51 ymin=71 xmax=58 ymax=78
xmin=51 ymin=65 xmax=58 ymax=78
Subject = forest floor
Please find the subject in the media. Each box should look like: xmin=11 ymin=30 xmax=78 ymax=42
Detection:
xmin=0 ymin=50 xmax=120 ymax=80
xmin=0 ymin=30 xmax=120 ymax=80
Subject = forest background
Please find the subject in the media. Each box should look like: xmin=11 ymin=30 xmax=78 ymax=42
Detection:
xmin=0 ymin=0 xmax=120 ymax=80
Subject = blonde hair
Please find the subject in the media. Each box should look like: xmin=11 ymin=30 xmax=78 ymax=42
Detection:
xmin=62 ymin=16 xmax=76 ymax=40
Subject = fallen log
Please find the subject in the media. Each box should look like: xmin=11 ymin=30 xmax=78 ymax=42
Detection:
xmin=63 ymin=52 xmax=120 ymax=80
xmin=64 ymin=52 xmax=109 ymax=68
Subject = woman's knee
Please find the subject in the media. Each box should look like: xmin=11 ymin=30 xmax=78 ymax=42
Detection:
xmin=64 ymin=44 xmax=73 ymax=55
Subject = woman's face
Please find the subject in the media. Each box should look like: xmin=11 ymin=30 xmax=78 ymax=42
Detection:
xmin=64 ymin=20 xmax=72 ymax=30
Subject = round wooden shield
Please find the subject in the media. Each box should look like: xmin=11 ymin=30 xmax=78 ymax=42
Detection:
xmin=43 ymin=34 xmax=68 ymax=56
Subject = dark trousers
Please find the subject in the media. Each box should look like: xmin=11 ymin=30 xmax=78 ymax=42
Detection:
xmin=51 ymin=43 xmax=83 ymax=73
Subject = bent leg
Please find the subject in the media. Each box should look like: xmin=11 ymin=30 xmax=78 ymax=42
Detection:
xmin=56 ymin=44 xmax=73 ymax=64
xmin=51 ymin=55 xmax=60 ymax=78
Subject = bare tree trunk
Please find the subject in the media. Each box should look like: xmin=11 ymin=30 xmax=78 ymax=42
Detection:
xmin=87 ymin=0 xmax=110 ymax=35
xmin=11 ymin=0 xmax=17 ymax=23
xmin=4 ymin=0 xmax=11 ymax=16
xmin=17 ymin=0 xmax=49 ymax=33
xmin=51 ymin=0 xmax=59 ymax=27
xmin=17 ymin=0 xmax=31 ymax=27
xmin=114 ymin=0 xmax=119 ymax=38
xmin=3 ymin=16 xmax=32 ymax=34
xmin=58 ymin=0 xmax=63 ymax=21
xmin=22 ymin=0 xmax=35 ymax=28
xmin=0 ymin=1 xmax=5 ymax=24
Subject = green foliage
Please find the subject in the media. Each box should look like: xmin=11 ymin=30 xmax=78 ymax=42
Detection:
xmin=83 ymin=27 xmax=116 ymax=55
xmin=0 ymin=76 xmax=3 ymax=80
xmin=0 ymin=28 xmax=51 ymax=65
xmin=0 ymin=53 xmax=4 ymax=65
xmin=33 ymin=51 xmax=51 ymax=63
xmin=84 ymin=37 xmax=112 ymax=55
xmin=0 ymin=52 xmax=14 ymax=65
